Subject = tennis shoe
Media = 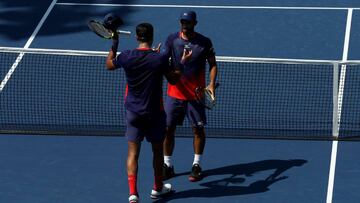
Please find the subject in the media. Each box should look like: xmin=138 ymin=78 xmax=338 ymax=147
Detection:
xmin=189 ymin=164 xmax=203 ymax=182
xmin=162 ymin=164 xmax=175 ymax=180
xmin=150 ymin=183 xmax=174 ymax=199
xmin=129 ymin=194 xmax=139 ymax=203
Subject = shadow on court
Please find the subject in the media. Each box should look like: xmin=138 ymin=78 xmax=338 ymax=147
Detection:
xmin=154 ymin=159 xmax=307 ymax=202
xmin=0 ymin=0 xmax=135 ymax=40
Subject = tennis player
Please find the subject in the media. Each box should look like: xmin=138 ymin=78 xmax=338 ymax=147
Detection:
xmin=106 ymin=20 xmax=184 ymax=203
xmin=161 ymin=10 xmax=218 ymax=182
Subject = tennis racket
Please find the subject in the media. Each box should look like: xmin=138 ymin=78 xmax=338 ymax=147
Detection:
xmin=87 ymin=20 xmax=131 ymax=39
xmin=195 ymin=83 xmax=220 ymax=110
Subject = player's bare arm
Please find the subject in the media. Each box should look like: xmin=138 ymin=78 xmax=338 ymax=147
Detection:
xmin=207 ymin=55 xmax=218 ymax=95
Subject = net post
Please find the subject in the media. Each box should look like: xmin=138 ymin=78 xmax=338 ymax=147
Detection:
xmin=332 ymin=62 xmax=339 ymax=139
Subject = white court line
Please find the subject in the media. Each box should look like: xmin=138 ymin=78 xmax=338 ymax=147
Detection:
xmin=57 ymin=3 xmax=360 ymax=10
xmin=326 ymin=8 xmax=353 ymax=203
xmin=0 ymin=0 xmax=58 ymax=92
xmin=327 ymin=140 xmax=339 ymax=203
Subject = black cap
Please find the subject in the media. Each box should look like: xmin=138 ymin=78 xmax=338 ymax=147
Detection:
xmin=103 ymin=13 xmax=123 ymax=30
xmin=179 ymin=11 xmax=196 ymax=21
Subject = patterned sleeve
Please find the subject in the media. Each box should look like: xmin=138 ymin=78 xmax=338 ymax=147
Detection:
xmin=112 ymin=50 xmax=129 ymax=69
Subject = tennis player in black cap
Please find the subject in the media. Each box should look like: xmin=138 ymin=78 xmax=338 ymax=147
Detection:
xmin=161 ymin=10 xmax=218 ymax=182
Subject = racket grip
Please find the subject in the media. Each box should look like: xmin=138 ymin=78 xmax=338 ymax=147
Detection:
xmin=117 ymin=30 xmax=131 ymax=35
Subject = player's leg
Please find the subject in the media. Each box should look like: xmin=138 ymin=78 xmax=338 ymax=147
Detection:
xmin=150 ymin=141 xmax=174 ymax=199
xmin=163 ymin=96 xmax=186 ymax=180
xmin=147 ymin=112 xmax=175 ymax=199
xmin=125 ymin=110 xmax=144 ymax=202
xmin=163 ymin=125 xmax=176 ymax=180
xmin=187 ymin=100 xmax=207 ymax=182
xmin=163 ymin=125 xmax=176 ymax=157
xmin=152 ymin=141 xmax=164 ymax=190
xmin=192 ymin=125 xmax=206 ymax=158
xmin=127 ymin=141 xmax=141 ymax=200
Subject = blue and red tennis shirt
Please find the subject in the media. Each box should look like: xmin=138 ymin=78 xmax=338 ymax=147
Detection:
xmin=162 ymin=32 xmax=215 ymax=100
xmin=112 ymin=48 xmax=170 ymax=115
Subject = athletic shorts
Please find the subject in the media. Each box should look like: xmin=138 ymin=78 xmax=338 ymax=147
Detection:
xmin=125 ymin=110 xmax=166 ymax=143
xmin=165 ymin=96 xmax=206 ymax=127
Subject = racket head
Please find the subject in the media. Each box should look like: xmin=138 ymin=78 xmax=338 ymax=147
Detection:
xmin=195 ymin=83 xmax=219 ymax=110
xmin=88 ymin=20 xmax=114 ymax=39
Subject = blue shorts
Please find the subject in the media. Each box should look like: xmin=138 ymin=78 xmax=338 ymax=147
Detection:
xmin=165 ymin=96 xmax=206 ymax=127
xmin=125 ymin=110 xmax=166 ymax=143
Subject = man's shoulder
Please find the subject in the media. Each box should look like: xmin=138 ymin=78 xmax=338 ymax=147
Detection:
xmin=195 ymin=32 xmax=212 ymax=43
xmin=149 ymin=51 xmax=166 ymax=59
xmin=119 ymin=49 xmax=132 ymax=56
xmin=118 ymin=49 xmax=146 ymax=64
xmin=120 ymin=49 xmax=149 ymax=57
xmin=166 ymin=32 xmax=180 ymax=40
xmin=141 ymin=51 xmax=168 ymax=65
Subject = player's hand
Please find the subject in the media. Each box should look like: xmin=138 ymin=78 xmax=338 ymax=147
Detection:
xmin=152 ymin=43 xmax=161 ymax=52
xmin=206 ymin=82 xmax=216 ymax=97
xmin=112 ymin=30 xmax=119 ymax=40
xmin=181 ymin=48 xmax=192 ymax=64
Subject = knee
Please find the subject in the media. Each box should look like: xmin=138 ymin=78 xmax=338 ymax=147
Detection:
xmin=166 ymin=126 xmax=176 ymax=137
xmin=192 ymin=126 xmax=205 ymax=138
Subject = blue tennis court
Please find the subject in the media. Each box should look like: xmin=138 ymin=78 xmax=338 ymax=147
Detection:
xmin=1 ymin=1 xmax=360 ymax=202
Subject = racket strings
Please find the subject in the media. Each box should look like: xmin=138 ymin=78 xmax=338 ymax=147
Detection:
xmin=205 ymin=88 xmax=215 ymax=100
xmin=204 ymin=89 xmax=216 ymax=108
xmin=89 ymin=21 xmax=114 ymax=39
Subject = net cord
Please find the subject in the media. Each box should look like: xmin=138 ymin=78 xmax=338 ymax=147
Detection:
xmin=1 ymin=47 xmax=360 ymax=64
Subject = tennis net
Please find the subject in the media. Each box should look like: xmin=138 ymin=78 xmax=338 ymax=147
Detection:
xmin=1 ymin=47 xmax=360 ymax=140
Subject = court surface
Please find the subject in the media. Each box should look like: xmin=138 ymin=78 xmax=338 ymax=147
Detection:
xmin=1 ymin=1 xmax=360 ymax=202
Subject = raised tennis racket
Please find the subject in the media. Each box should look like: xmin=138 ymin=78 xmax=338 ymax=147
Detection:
xmin=195 ymin=83 xmax=220 ymax=110
xmin=87 ymin=20 xmax=131 ymax=39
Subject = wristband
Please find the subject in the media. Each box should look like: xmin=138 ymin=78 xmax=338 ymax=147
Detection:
xmin=111 ymin=38 xmax=119 ymax=53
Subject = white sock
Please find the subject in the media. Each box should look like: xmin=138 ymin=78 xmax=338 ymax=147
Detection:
xmin=164 ymin=156 xmax=172 ymax=167
xmin=193 ymin=154 xmax=202 ymax=166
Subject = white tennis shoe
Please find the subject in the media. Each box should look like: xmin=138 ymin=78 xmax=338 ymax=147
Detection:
xmin=129 ymin=194 xmax=139 ymax=203
xmin=150 ymin=183 xmax=174 ymax=199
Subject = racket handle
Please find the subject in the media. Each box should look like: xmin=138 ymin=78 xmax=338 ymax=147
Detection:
xmin=117 ymin=30 xmax=131 ymax=35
